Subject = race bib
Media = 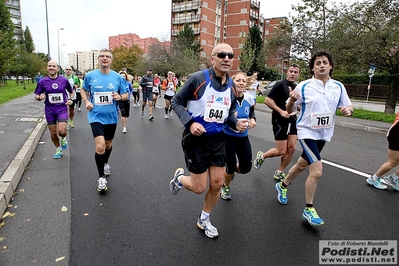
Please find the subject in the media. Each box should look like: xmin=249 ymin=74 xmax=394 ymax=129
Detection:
xmin=48 ymin=93 xmax=64 ymax=104
xmin=146 ymin=82 xmax=153 ymax=88
xmin=168 ymin=82 xmax=174 ymax=90
xmin=204 ymin=103 xmax=228 ymax=123
xmin=311 ymin=112 xmax=333 ymax=129
xmin=153 ymin=86 xmax=159 ymax=93
xmin=94 ymin=91 xmax=113 ymax=105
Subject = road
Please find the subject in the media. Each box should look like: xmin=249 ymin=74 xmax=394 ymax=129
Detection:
xmin=1 ymin=99 xmax=398 ymax=266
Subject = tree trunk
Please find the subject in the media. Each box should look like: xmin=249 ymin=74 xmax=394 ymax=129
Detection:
xmin=384 ymin=74 xmax=399 ymax=114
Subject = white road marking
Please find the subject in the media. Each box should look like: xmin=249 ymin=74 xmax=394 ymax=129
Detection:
xmin=322 ymin=159 xmax=370 ymax=178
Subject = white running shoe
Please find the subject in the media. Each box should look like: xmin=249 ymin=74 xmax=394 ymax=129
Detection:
xmin=165 ymin=114 xmax=168 ymax=119
xmin=97 ymin=177 xmax=108 ymax=192
xmin=366 ymin=176 xmax=387 ymax=189
xmin=197 ymin=216 xmax=219 ymax=238
xmin=382 ymin=175 xmax=399 ymax=191
xmin=122 ymin=127 xmax=127 ymax=133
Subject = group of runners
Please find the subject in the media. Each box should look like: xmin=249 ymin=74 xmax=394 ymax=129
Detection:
xmin=34 ymin=45 xmax=398 ymax=240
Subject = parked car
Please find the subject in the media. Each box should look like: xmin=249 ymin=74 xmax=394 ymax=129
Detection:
xmin=258 ymin=80 xmax=280 ymax=96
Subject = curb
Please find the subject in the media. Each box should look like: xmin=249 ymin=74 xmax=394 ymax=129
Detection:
xmin=0 ymin=120 xmax=47 ymax=216
xmin=335 ymin=121 xmax=388 ymax=134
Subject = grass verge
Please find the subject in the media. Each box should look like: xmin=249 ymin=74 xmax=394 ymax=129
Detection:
xmin=0 ymin=81 xmax=36 ymax=105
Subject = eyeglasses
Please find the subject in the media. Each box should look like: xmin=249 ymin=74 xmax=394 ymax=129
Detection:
xmin=99 ymin=55 xmax=112 ymax=58
xmin=65 ymin=69 xmax=71 ymax=71
xmin=214 ymin=52 xmax=234 ymax=59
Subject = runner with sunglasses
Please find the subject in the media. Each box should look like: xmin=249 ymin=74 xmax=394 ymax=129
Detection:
xmin=169 ymin=43 xmax=248 ymax=238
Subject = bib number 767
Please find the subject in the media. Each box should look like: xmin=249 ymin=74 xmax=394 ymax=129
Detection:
xmin=311 ymin=113 xmax=333 ymax=129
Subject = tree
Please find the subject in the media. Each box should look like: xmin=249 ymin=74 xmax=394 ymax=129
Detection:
xmin=22 ymin=27 xmax=35 ymax=53
xmin=326 ymin=0 xmax=399 ymax=113
xmin=290 ymin=0 xmax=334 ymax=60
xmin=111 ymin=45 xmax=144 ymax=75
xmin=173 ymin=24 xmax=202 ymax=56
xmin=0 ymin=0 xmax=16 ymax=76
xmin=239 ymin=25 xmax=265 ymax=75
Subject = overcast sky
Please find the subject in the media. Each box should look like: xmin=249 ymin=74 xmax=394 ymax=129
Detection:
xmin=20 ymin=0 xmax=298 ymax=65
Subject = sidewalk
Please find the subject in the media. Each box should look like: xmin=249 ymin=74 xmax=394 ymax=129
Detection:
xmin=0 ymin=95 xmax=394 ymax=216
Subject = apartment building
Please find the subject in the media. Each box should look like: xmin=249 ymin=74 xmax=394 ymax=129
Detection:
xmin=108 ymin=33 xmax=161 ymax=55
xmin=263 ymin=16 xmax=289 ymax=77
xmin=171 ymin=0 xmax=263 ymax=72
xmin=4 ymin=0 xmax=22 ymax=38
xmin=68 ymin=50 xmax=100 ymax=74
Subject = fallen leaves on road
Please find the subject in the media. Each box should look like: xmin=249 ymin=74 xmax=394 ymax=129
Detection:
xmin=55 ymin=256 xmax=66 ymax=262
xmin=61 ymin=206 xmax=68 ymax=212
xmin=0 ymin=237 xmax=5 ymax=241
xmin=1 ymin=212 xmax=15 ymax=220
xmin=83 ymin=213 xmax=89 ymax=216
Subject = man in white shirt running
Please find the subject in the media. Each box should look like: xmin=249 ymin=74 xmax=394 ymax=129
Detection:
xmin=274 ymin=51 xmax=353 ymax=226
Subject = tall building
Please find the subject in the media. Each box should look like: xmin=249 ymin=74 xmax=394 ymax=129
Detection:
xmin=263 ymin=16 xmax=289 ymax=77
xmin=68 ymin=50 xmax=100 ymax=74
xmin=171 ymin=0 xmax=263 ymax=72
xmin=5 ymin=0 xmax=22 ymax=38
xmin=108 ymin=33 xmax=161 ymax=55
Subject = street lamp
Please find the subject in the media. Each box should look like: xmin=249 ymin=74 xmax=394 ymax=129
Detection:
xmin=57 ymin=28 xmax=65 ymax=71
xmin=45 ymin=0 xmax=50 ymax=60
xmin=60 ymin=44 xmax=65 ymax=67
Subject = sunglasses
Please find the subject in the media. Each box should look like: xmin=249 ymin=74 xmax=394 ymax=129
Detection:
xmin=65 ymin=69 xmax=71 ymax=71
xmin=214 ymin=52 xmax=234 ymax=59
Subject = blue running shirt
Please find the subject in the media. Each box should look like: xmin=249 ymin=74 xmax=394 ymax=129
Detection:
xmin=83 ymin=69 xmax=128 ymax=125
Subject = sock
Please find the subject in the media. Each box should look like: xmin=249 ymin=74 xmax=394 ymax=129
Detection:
xmin=95 ymin=152 xmax=106 ymax=177
xmin=276 ymin=170 xmax=283 ymax=174
xmin=372 ymin=174 xmax=380 ymax=180
xmin=306 ymin=203 xmax=313 ymax=208
xmin=393 ymin=174 xmax=399 ymax=179
xmin=177 ymin=176 xmax=183 ymax=187
xmin=281 ymin=182 xmax=287 ymax=188
xmin=200 ymin=211 xmax=210 ymax=221
xmin=104 ymin=146 xmax=112 ymax=163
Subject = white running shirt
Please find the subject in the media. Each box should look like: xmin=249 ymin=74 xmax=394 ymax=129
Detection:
xmin=292 ymin=77 xmax=352 ymax=142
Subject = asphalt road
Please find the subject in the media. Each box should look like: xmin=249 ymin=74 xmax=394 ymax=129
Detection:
xmin=1 ymin=99 xmax=398 ymax=266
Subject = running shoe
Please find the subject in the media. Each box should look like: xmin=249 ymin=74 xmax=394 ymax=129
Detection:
xmin=274 ymin=171 xmax=286 ymax=181
xmin=53 ymin=148 xmax=63 ymax=159
xmin=78 ymin=108 xmax=81 ymax=112
xmin=366 ymin=176 xmax=387 ymax=190
xmin=220 ymin=185 xmax=231 ymax=200
xmin=97 ymin=177 xmax=108 ymax=193
xmin=197 ymin=216 xmax=219 ymax=238
xmin=169 ymin=110 xmax=173 ymax=117
xmin=104 ymin=163 xmax=111 ymax=176
xmin=275 ymin=182 xmax=288 ymax=204
xmin=302 ymin=207 xmax=324 ymax=226
xmin=382 ymin=175 xmax=399 ymax=191
xmin=60 ymin=137 xmax=68 ymax=150
xmin=149 ymin=114 xmax=154 ymax=121
xmin=69 ymin=120 xmax=74 ymax=128
xmin=253 ymin=151 xmax=264 ymax=170
xmin=170 ymin=168 xmax=184 ymax=195
xmin=141 ymin=111 xmax=144 ymax=117
xmin=165 ymin=114 xmax=168 ymax=119
xmin=122 ymin=127 xmax=127 ymax=133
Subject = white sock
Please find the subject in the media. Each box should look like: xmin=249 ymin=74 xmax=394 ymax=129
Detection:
xmin=200 ymin=211 xmax=210 ymax=221
xmin=177 ymin=176 xmax=183 ymax=187
xmin=372 ymin=174 xmax=380 ymax=180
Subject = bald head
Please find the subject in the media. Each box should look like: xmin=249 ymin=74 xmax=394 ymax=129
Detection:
xmin=211 ymin=43 xmax=233 ymax=56
xmin=48 ymin=60 xmax=59 ymax=67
